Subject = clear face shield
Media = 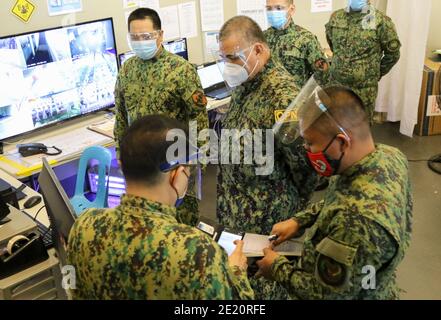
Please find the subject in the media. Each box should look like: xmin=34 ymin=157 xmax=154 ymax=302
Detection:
xmin=273 ymin=77 xmax=350 ymax=146
xmin=211 ymin=45 xmax=256 ymax=88
xmin=127 ymin=31 xmax=161 ymax=43
xmin=159 ymin=142 xmax=202 ymax=201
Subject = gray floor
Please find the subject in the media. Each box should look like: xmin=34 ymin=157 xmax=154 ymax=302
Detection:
xmin=200 ymin=122 xmax=441 ymax=300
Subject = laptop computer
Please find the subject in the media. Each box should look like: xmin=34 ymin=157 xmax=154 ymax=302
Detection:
xmin=197 ymin=62 xmax=231 ymax=100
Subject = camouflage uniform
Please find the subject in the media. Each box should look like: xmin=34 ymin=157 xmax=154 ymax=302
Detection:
xmin=325 ymin=6 xmax=401 ymax=121
xmin=270 ymin=144 xmax=413 ymax=299
xmin=264 ymin=22 xmax=328 ymax=88
xmin=67 ymin=194 xmax=254 ymax=300
xmin=114 ymin=48 xmax=209 ymax=226
xmin=217 ymin=59 xmax=318 ymax=299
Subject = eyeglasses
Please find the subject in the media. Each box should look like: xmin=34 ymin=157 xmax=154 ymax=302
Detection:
xmin=128 ymin=31 xmax=161 ymax=41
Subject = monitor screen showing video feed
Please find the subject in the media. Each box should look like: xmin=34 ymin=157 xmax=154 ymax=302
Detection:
xmin=0 ymin=18 xmax=118 ymax=141
xmin=163 ymin=38 xmax=188 ymax=61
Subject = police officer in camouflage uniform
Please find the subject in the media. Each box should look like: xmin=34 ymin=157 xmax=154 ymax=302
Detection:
xmin=68 ymin=115 xmax=254 ymax=300
xmin=264 ymin=0 xmax=329 ymax=88
xmin=216 ymin=16 xmax=318 ymax=299
xmin=325 ymin=0 xmax=401 ymax=122
xmin=114 ymin=8 xmax=208 ymax=226
xmin=257 ymin=86 xmax=413 ymax=299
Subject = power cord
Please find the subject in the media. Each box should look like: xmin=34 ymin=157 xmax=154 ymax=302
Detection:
xmin=428 ymin=154 xmax=441 ymax=175
xmin=33 ymin=205 xmax=46 ymax=221
xmin=409 ymin=155 xmax=441 ymax=175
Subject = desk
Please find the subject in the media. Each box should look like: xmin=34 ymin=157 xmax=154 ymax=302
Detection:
xmin=0 ymin=169 xmax=50 ymax=228
xmin=1 ymin=97 xmax=230 ymax=179
xmin=207 ymin=97 xmax=230 ymax=112
xmin=0 ymin=113 xmax=115 ymax=179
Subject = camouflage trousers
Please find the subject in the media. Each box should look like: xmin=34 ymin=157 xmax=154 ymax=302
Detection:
xmin=249 ymin=276 xmax=294 ymax=300
xmin=351 ymin=85 xmax=379 ymax=125
xmin=176 ymin=197 xmax=199 ymax=227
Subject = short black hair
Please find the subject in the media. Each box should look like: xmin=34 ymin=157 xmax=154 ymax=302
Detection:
xmin=310 ymin=86 xmax=371 ymax=140
xmin=128 ymin=8 xmax=162 ymax=32
xmin=120 ymin=115 xmax=188 ymax=186
xmin=220 ymin=16 xmax=267 ymax=46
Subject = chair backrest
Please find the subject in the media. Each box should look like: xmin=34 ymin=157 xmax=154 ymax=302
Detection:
xmin=73 ymin=146 xmax=112 ymax=210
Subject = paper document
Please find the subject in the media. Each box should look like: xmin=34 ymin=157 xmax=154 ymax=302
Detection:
xmin=427 ymin=96 xmax=441 ymax=117
xmin=204 ymin=31 xmax=220 ymax=60
xmin=139 ymin=0 xmax=160 ymax=11
xmin=178 ymin=2 xmax=198 ymax=39
xmin=237 ymin=0 xmax=268 ymax=31
xmin=200 ymin=0 xmax=224 ymax=31
xmin=159 ymin=6 xmax=181 ymax=41
xmin=88 ymin=117 xmax=116 ymax=139
xmin=311 ymin=0 xmax=333 ymax=13
xmin=243 ymin=233 xmax=303 ymax=257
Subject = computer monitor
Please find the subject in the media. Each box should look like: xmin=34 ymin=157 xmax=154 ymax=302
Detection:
xmin=118 ymin=38 xmax=189 ymax=67
xmin=118 ymin=51 xmax=136 ymax=67
xmin=38 ymin=158 xmax=77 ymax=265
xmin=163 ymin=38 xmax=188 ymax=60
xmin=197 ymin=62 xmax=225 ymax=91
xmin=0 ymin=18 xmax=119 ymax=141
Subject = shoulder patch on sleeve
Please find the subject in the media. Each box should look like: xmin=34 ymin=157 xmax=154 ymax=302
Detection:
xmin=316 ymin=237 xmax=357 ymax=267
xmin=192 ymin=91 xmax=208 ymax=107
xmin=315 ymin=254 xmax=351 ymax=288
xmin=387 ymin=39 xmax=401 ymax=52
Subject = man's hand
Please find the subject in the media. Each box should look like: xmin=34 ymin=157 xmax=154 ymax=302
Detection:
xmin=228 ymin=240 xmax=248 ymax=271
xmin=270 ymin=219 xmax=300 ymax=247
xmin=256 ymin=248 xmax=280 ymax=280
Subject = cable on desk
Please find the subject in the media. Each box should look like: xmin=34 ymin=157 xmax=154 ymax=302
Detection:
xmin=33 ymin=205 xmax=46 ymax=221
xmin=45 ymin=146 xmax=62 ymax=156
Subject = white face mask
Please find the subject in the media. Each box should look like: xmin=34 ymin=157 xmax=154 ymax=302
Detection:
xmin=222 ymin=62 xmax=250 ymax=88
xmin=221 ymin=46 xmax=258 ymax=88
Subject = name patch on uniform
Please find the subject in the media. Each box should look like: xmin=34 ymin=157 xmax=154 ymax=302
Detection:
xmin=275 ymin=109 xmax=298 ymax=123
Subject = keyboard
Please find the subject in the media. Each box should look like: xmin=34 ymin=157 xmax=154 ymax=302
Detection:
xmin=206 ymin=87 xmax=231 ymax=100
xmin=36 ymin=220 xmax=54 ymax=249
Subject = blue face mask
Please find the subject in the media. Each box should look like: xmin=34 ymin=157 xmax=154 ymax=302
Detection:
xmin=267 ymin=10 xmax=288 ymax=30
xmin=130 ymin=39 xmax=158 ymax=60
xmin=348 ymin=0 xmax=368 ymax=11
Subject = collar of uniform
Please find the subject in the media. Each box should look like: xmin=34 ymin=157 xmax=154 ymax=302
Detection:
xmin=345 ymin=4 xmax=371 ymax=14
xmin=242 ymin=58 xmax=276 ymax=93
xmin=150 ymin=46 xmax=167 ymax=62
xmin=119 ymin=194 xmax=177 ymax=219
xmin=340 ymin=144 xmax=381 ymax=179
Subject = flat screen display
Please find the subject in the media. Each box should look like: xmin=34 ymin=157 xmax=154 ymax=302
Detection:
xmin=0 ymin=18 xmax=118 ymax=141
xmin=197 ymin=62 xmax=225 ymax=90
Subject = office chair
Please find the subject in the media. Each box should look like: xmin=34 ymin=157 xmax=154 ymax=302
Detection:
xmin=70 ymin=146 xmax=112 ymax=215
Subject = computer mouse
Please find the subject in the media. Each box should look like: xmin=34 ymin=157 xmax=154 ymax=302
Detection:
xmin=23 ymin=195 xmax=42 ymax=209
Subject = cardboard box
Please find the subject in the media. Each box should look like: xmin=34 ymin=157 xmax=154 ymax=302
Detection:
xmin=416 ymin=58 xmax=441 ymax=136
